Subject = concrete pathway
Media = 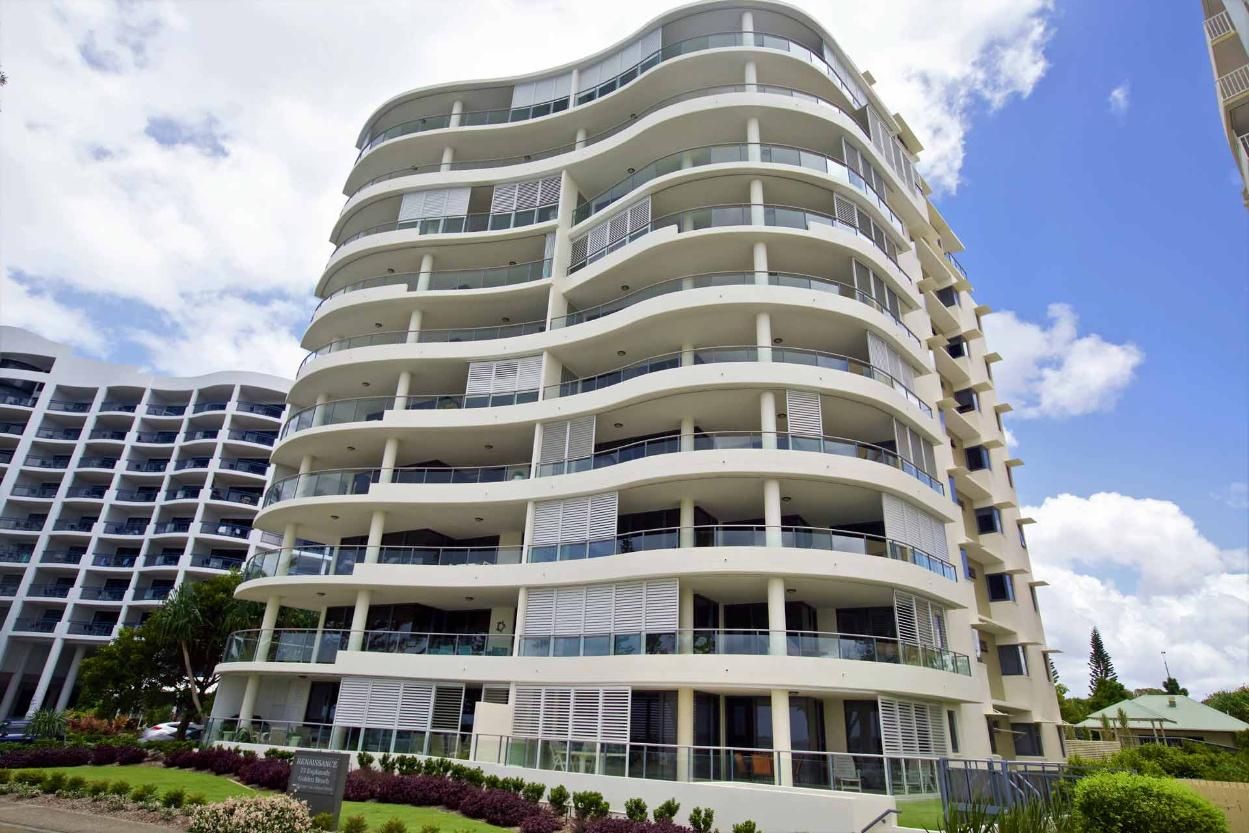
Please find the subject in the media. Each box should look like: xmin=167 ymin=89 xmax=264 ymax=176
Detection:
xmin=0 ymin=803 xmax=177 ymax=833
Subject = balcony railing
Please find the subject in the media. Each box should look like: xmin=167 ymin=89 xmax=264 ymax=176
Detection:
xmin=46 ymin=400 xmax=91 ymax=413
xmin=35 ymin=428 xmax=81 ymax=441
xmin=0 ymin=421 xmax=26 ymax=434
xmin=64 ymin=486 xmax=108 ymax=500
xmin=27 ymin=583 xmax=72 ymax=598
xmin=77 ymin=457 xmax=118 ymax=469
xmin=52 ymin=518 xmax=95 ymax=533
xmin=538 ymin=430 xmax=944 ymax=494
xmin=226 ymin=430 xmax=276 ymax=446
xmin=300 ymin=321 xmax=546 ymax=370
xmin=98 ymin=401 xmax=138 ymax=413
xmin=281 ymin=389 xmax=541 ymax=439
xmin=13 ymin=618 xmax=59 ymax=633
xmin=220 ymin=459 xmax=269 ymax=476
xmin=0 ymin=517 xmax=45 ymax=531
xmin=101 ymin=522 xmax=148 ymax=535
xmin=334 ymin=204 xmax=557 ymax=253
xmin=164 ymin=488 xmax=202 ymax=502
xmin=67 ymin=621 xmax=117 ymax=636
xmin=146 ymin=404 xmax=187 ymax=417
xmin=185 ymin=430 xmax=220 ymax=442
xmin=201 ymin=521 xmax=252 ymax=539
xmin=263 ymin=463 xmax=531 ymax=506
xmin=189 ymin=554 xmax=244 ymax=570
xmin=40 ymin=550 xmax=84 ymax=564
xmin=23 ymin=456 xmax=68 ymax=469
xmin=319 ymin=259 xmax=552 ymax=311
xmin=240 ymin=521 xmax=955 ymax=583
xmin=10 ymin=486 xmax=59 ymax=499
xmin=114 ymin=490 xmax=158 ymax=503
xmin=0 ymin=550 xmax=33 ymax=563
xmin=128 ymin=460 xmax=169 ymax=473
xmin=87 ymin=429 xmax=127 ymax=441
xmin=152 ymin=521 xmax=192 ymax=534
xmin=79 ymin=586 xmax=127 ymax=602
xmin=135 ymin=586 xmax=173 ymax=601
xmin=573 ymin=142 xmax=904 ymax=234
xmin=92 ymin=554 xmax=137 ymax=568
xmin=208 ymin=487 xmax=261 ymax=506
xmin=0 ymin=395 xmax=38 ymax=408
xmin=0 ymin=450 xmax=12 ymax=464
xmin=223 ymin=628 xmax=513 ymax=664
xmin=570 ymin=203 xmax=902 ymax=274
xmin=1206 ymin=9 xmax=1234 ymax=40
xmin=1219 ymin=64 xmax=1249 ymax=101
xmin=174 ymin=457 xmax=212 ymax=471
xmin=135 ymin=431 xmax=178 ymax=444
xmin=192 ymin=401 xmax=228 ymax=414
xmin=237 ymin=402 xmax=286 ymax=419
xmin=146 ymin=553 xmax=182 ymax=567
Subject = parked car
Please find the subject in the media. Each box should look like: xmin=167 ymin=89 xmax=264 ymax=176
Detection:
xmin=0 ymin=719 xmax=34 ymax=743
xmin=139 ymin=721 xmax=202 ymax=742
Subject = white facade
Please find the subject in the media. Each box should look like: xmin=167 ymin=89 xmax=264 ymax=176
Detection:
xmin=211 ymin=2 xmax=1062 ymax=828
xmin=0 ymin=326 xmax=289 ymax=718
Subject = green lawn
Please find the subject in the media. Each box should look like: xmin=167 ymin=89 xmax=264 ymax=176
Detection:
xmin=896 ymin=797 xmax=944 ymax=830
xmin=36 ymin=765 xmax=508 ymax=832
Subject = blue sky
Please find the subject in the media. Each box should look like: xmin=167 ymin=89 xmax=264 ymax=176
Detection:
xmin=1 ymin=0 xmax=1245 ymax=695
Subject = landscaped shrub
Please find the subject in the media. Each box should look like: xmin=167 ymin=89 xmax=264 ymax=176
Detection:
xmin=109 ymin=780 xmax=131 ymax=796
xmin=460 ymin=788 xmax=546 ymax=826
xmin=519 ymin=813 xmax=566 ymax=833
xmin=239 ymin=757 xmax=292 ymax=790
xmin=185 ymin=792 xmax=208 ymax=807
xmin=188 ymin=794 xmax=315 ymax=833
xmin=91 ymin=744 xmax=119 ymax=766
xmin=1086 ymin=743 xmax=1249 ymax=783
xmin=653 ymin=799 xmax=680 ymax=823
xmin=0 ymin=770 xmax=9 ymax=784
xmin=356 ymin=751 xmax=375 ymax=770
xmin=62 ymin=775 xmax=88 ymax=796
xmin=625 ymin=798 xmax=648 ymax=821
xmin=547 ymin=785 xmax=570 ymax=816
xmin=0 ymin=745 xmax=93 ymax=769
xmin=114 ymin=745 xmax=148 ymax=765
xmin=87 ymin=779 xmax=110 ymax=798
xmin=311 ymin=812 xmax=335 ymax=830
xmin=13 ymin=771 xmax=46 ymax=788
xmin=522 ymin=781 xmax=546 ymax=803
xmin=376 ymin=819 xmax=407 ymax=833
xmin=162 ymin=786 xmax=187 ymax=808
xmin=40 ymin=771 xmax=66 ymax=794
xmin=572 ymin=791 xmax=611 ymax=832
xmin=345 ymin=769 xmax=383 ymax=801
xmin=730 ymin=821 xmax=760 ymax=833
xmin=688 ymin=807 xmax=714 ymax=833
xmin=265 ymin=748 xmax=296 ymax=762
xmin=1073 ymin=771 xmax=1228 ymax=833
xmin=131 ymin=782 xmax=159 ymax=802
xmin=341 ymin=816 xmax=368 ymax=833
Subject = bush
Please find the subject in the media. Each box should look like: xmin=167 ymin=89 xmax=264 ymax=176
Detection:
xmin=653 ymin=799 xmax=680 ymax=823
xmin=377 ymin=820 xmax=407 ymax=833
xmin=356 ymin=751 xmax=375 ymax=770
xmin=572 ymin=791 xmax=610 ymax=832
xmin=311 ymin=812 xmax=335 ymax=831
xmin=13 ymin=771 xmax=46 ymax=789
xmin=42 ymin=771 xmax=67 ymax=794
xmin=460 ymin=788 xmax=545 ymax=826
xmin=625 ymin=798 xmax=648 ymax=822
xmin=587 ymin=821 xmax=644 ymax=833
xmin=63 ymin=775 xmax=88 ymax=796
xmin=162 ymin=787 xmax=187 ymax=808
xmin=109 ymin=779 xmax=131 ymax=797
xmin=29 ymin=708 xmax=67 ymax=740
xmin=731 ymin=823 xmax=759 ymax=833
xmin=265 ymin=748 xmax=296 ymax=762
xmin=1093 ymin=743 xmax=1249 ymax=783
xmin=87 ymin=779 xmax=110 ymax=798
xmin=239 ymin=757 xmax=292 ymax=791
xmin=688 ymin=808 xmax=714 ymax=833
xmin=188 ymin=795 xmax=315 ymax=833
xmin=0 ymin=770 xmax=9 ymax=784
xmin=131 ymin=782 xmax=159 ymax=802
xmin=0 ymin=745 xmax=93 ymax=769
xmin=185 ymin=792 xmax=208 ymax=807
xmin=341 ymin=816 xmax=368 ymax=833
xmin=548 ymin=785 xmax=570 ymax=816
xmin=91 ymin=745 xmax=119 ymax=766
xmin=114 ymin=745 xmax=148 ymax=765
xmin=1073 ymin=771 xmax=1228 ymax=833
xmin=519 ymin=813 xmax=566 ymax=833
xmin=522 ymin=781 xmax=546 ymax=803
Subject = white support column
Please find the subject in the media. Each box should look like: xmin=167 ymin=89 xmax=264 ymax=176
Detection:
xmin=53 ymin=645 xmax=87 ymax=712
xmin=298 ymin=454 xmax=314 ymax=475
xmin=681 ymin=343 xmax=695 ymax=367
xmin=312 ymin=391 xmax=329 ymax=427
xmin=771 ymin=688 xmax=793 ymax=786
xmin=380 ymin=437 xmax=400 ymax=483
xmin=310 ymin=606 xmax=328 ymax=664
xmin=0 ymin=643 xmax=31 ymax=718
xmin=741 ymin=10 xmax=754 ymax=39
xmin=763 ymin=479 xmax=782 ymax=546
xmin=24 ymin=639 xmax=65 ymax=717
xmin=750 ymin=177 xmax=765 ymax=226
xmin=746 ymin=116 xmax=761 ymax=163
xmin=767 ymin=576 xmax=787 ymax=657
xmin=760 ymin=391 xmax=778 ymax=452
xmin=676 ymin=687 xmax=695 ymax=782
xmin=238 ymin=674 xmax=260 ymax=729
xmin=575 ymin=127 xmax=587 ymax=150
xmin=347 ymin=589 xmax=372 ymax=652
xmin=744 ymin=60 xmax=758 ymax=92
xmin=679 ymin=495 xmax=695 ymax=548
xmin=254 ymin=596 xmax=282 ymax=664
xmin=568 ymin=69 xmax=580 ymax=108
xmin=755 ymin=311 xmax=773 ymax=365
xmin=394 ymin=370 xmax=412 ymax=409
xmin=522 ymin=501 xmax=536 ymax=561
xmin=364 ymin=510 xmax=386 ymax=565
xmin=513 ymin=587 xmax=528 ymax=656
xmin=449 ymin=100 xmax=463 ymax=128
xmin=416 ymin=253 xmax=434 ymax=292
xmin=679 ymin=416 xmax=695 ymax=453
xmin=277 ymin=522 xmax=298 ymax=576
xmin=406 ymin=308 xmax=423 ymax=344
xmin=440 ymin=146 xmax=454 ymax=172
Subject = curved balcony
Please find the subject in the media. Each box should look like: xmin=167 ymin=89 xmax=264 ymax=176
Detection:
xmin=0 ymin=395 xmax=38 ymax=408
xmin=238 ymin=402 xmax=286 ymax=419
xmin=334 ymin=204 xmax=557 ymax=254
xmin=0 ymin=517 xmax=45 ymax=532
xmin=223 ymin=629 xmax=512 ymax=664
xmin=280 ymin=344 xmax=929 ymax=446
xmin=356 ymin=30 xmax=861 ymax=160
xmin=264 ymin=462 xmax=532 ymax=507
xmin=317 ymin=258 xmax=551 ymax=311
xmin=300 ymin=321 xmax=546 ymax=372
xmin=242 ymin=522 xmax=955 ymax=585
xmin=571 ymin=203 xmax=903 ymax=274
xmin=574 ymin=143 xmax=902 ymax=233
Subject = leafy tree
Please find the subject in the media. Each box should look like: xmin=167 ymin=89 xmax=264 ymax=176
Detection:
xmin=1163 ymin=677 xmax=1189 ymax=696
xmin=1088 ymin=677 xmax=1132 ymax=713
xmin=1204 ymin=686 xmax=1249 ymax=724
xmin=1088 ymin=627 xmax=1117 ymax=694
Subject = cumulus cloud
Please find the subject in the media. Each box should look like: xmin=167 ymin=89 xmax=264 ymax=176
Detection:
xmin=1027 ymin=492 xmax=1249 ymax=698
xmin=1107 ymin=81 xmax=1130 ymax=117
xmin=983 ymin=303 xmax=1143 ymax=418
xmin=0 ymin=0 xmax=1056 ymax=375
xmin=0 ymin=272 xmax=109 ymax=354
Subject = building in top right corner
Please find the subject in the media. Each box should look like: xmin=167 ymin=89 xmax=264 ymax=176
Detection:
xmin=208 ymin=2 xmax=1064 ymax=828
xmin=1203 ymin=0 xmax=1249 ymax=205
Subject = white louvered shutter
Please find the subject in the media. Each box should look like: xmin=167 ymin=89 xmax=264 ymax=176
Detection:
xmin=878 ymin=698 xmax=903 ymax=755
xmin=524 ymin=588 xmax=556 ymax=635
xmin=531 ymin=500 xmax=563 ymax=546
xmin=367 ymin=679 xmax=402 ymax=728
xmin=833 ymin=194 xmax=858 ymax=227
xmin=866 ymin=332 xmax=891 ymax=373
xmin=914 ymin=596 xmax=936 ymax=647
xmin=539 ymin=176 xmax=561 ymax=207
xmin=643 ymin=578 xmax=679 ymax=631
xmin=588 ymin=492 xmax=618 ymax=542
xmin=541 ymin=688 xmax=572 ymax=738
xmin=894 ymin=592 xmax=920 ymax=645
xmin=785 ymin=390 xmax=822 ymax=436
xmin=332 ymin=677 xmax=370 ymax=727
xmin=600 ymin=688 xmax=631 ymax=742
xmin=517 ymin=355 xmax=543 ymax=391
xmin=881 ymin=493 xmax=908 ymax=547
xmin=512 ymin=687 xmax=543 ymax=737
xmin=490 ymin=182 xmax=518 ymax=214
xmin=584 ymin=584 xmax=614 ymax=633
xmin=571 ymin=235 xmax=589 ymax=266
xmin=544 ymin=232 xmax=557 ymax=260
xmin=553 ymin=586 xmax=586 ymax=635
xmin=431 ymin=685 xmax=464 ymax=731
xmin=466 ymin=362 xmax=496 ymax=396
xmin=571 ymin=689 xmax=602 ymax=741
xmin=482 ymin=686 xmax=510 ymax=705
xmin=567 ymin=415 xmax=596 ymax=462
xmin=613 ymin=582 xmax=645 ymax=632
xmin=626 ymin=196 xmax=651 ymax=235
xmin=559 ymin=495 xmax=591 ymax=542
xmin=879 ymin=698 xmax=948 ymax=756
xmin=608 ymin=211 xmax=629 ymax=246
xmin=539 ymin=421 xmax=570 ymax=466
xmin=586 ymin=222 xmax=611 ymax=258
xmin=444 ymin=188 xmax=470 ymax=217
xmin=396 ymin=683 xmax=433 ymax=730
xmin=515 ymin=178 xmax=541 ymax=210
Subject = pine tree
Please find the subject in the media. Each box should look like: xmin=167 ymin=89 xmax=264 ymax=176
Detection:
xmin=1163 ymin=677 xmax=1189 ymax=696
xmin=1088 ymin=627 xmax=1117 ymax=694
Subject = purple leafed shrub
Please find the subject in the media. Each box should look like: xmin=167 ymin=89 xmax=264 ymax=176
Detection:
xmin=238 ymin=757 xmax=291 ymax=790
xmin=113 ymin=746 xmax=148 ymax=765
xmin=459 ymin=788 xmax=544 ymax=826
xmin=344 ymin=769 xmax=384 ymax=801
xmin=90 ymin=745 xmax=118 ymax=766
xmin=0 ymin=746 xmax=93 ymax=769
xmin=520 ymin=812 xmax=567 ymax=833
xmin=588 ymin=821 xmax=695 ymax=833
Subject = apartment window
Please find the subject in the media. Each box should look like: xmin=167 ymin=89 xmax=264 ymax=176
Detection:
xmin=960 ymin=547 xmax=976 ymax=579
xmin=947 ymin=711 xmax=960 ymax=753
xmin=935 ymin=286 xmax=959 ymax=308
xmin=945 ymin=336 xmax=967 ymax=359
xmin=987 ymin=718 xmax=999 ymax=754
xmin=948 ymin=476 xmax=959 ymax=503
xmin=1012 ymin=722 xmax=1044 ymax=756
xmin=975 ymin=506 xmax=1002 ymax=535
xmin=976 ymin=637 xmax=987 ymax=663
xmin=998 ymin=645 xmax=1029 ymax=676
xmin=953 ymin=388 xmax=979 ymax=413
xmin=1018 ymin=523 xmax=1028 ymax=548
xmin=986 ymin=573 xmax=1015 ymax=602
xmin=965 ymin=445 xmax=991 ymax=471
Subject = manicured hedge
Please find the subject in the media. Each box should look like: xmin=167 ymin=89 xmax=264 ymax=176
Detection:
xmin=342 ymin=769 xmax=559 ymax=828
xmin=1073 ymin=771 xmax=1229 ymax=833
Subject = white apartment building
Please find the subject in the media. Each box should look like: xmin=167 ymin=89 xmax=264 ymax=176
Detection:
xmin=210 ymin=2 xmax=1062 ymax=827
xmin=1203 ymin=0 xmax=1249 ymax=204
xmin=0 ymin=326 xmax=289 ymax=718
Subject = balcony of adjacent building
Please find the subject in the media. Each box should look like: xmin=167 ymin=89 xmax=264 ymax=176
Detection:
xmin=6 ymin=477 xmax=65 ymax=505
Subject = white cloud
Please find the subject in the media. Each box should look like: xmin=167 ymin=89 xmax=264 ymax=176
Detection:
xmin=0 ymin=272 xmax=109 ymax=354
xmin=0 ymin=0 xmax=1056 ymax=376
xmin=1107 ymin=81 xmax=1130 ymax=117
xmin=1212 ymin=482 xmax=1249 ymax=510
xmin=1027 ymin=492 xmax=1249 ymax=698
xmin=983 ymin=303 xmax=1143 ymax=418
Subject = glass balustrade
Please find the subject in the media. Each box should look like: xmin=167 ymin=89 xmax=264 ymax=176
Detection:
xmin=334 ymin=204 xmax=558 ymax=253
xmin=319 ymin=259 xmax=551 ymax=309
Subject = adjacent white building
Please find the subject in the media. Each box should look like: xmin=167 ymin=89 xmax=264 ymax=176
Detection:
xmin=1203 ymin=0 xmax=1249 ymax=204
xmin=0 ymin=326 xmax=289 ymax=718
xmin=209 ymin=2 xmax=1062 ymax=827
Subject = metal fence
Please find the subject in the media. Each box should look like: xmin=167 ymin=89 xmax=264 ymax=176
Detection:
xmin=938 ymin=758 xmax=1073 ymax=814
